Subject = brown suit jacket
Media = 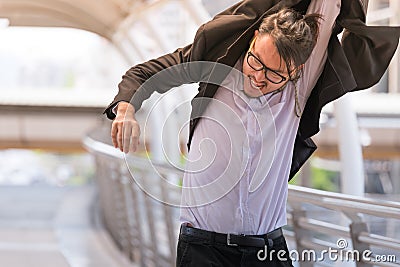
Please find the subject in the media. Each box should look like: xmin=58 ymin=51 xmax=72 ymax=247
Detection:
xmin=105 ymin=0 xmax=400 ymax=180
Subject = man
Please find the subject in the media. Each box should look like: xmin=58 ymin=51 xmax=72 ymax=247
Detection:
xmin=175 ymin=3 xmax=330 ymax=266
xmin=105 ymin=0 xmax=400 ymax=266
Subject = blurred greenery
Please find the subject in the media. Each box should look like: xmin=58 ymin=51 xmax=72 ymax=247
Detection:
xmin=310 ymin=166 xmax=339 ymax=192
xmin=288 ymin=173 xmax=299 ymax=185
xmin=288 ymin=158 xmax=340 ymax=192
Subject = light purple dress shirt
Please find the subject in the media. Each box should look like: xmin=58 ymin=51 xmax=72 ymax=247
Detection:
xmin=180 ymin=0 xmax=341 ymax=235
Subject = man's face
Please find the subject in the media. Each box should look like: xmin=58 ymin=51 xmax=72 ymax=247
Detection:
xmin=242 ymin=31 xmax=290 ymax=98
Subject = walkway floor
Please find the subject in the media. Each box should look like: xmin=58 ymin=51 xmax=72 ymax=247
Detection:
xmin=0 ymin=184 xmax=134 ymax=267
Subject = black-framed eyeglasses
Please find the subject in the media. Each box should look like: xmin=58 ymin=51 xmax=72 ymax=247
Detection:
xmin=246 ymin=38 xmax=287 ymax=84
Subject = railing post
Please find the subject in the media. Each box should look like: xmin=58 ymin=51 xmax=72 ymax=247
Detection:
xmin=120 ymin=167 xmax=137 ymax=263
xmin=142 ymin=171 xmax=160 ymax=266
xmin=124 ymin=168 xmax=146 ymax=266
xmin=115 ymin=163 xmax=131 ymax=258
xmin=160 ymin=174 xmax=178 ymax=266
xmin=349 ymin=222 xmax=370 ymax=267
xmin=105 ymin=160 xmax=126 ymax=250
xmin=292 ymin=209 xmax=314 ymax=267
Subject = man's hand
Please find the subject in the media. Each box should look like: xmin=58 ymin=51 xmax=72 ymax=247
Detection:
xmin=111 ymin=102 xmax=141 ymax=153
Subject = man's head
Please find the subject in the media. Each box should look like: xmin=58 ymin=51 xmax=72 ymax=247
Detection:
xmin=242 ymin=8 xmax=321 ymax=97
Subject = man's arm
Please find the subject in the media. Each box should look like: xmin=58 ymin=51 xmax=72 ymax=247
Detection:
xmin=107 ymin=23 xmax=209 ymax=153
xmin=106 ymin=43 xmax=195 ymax=119
xmin=108 ymin=45 xmax=196 ymax=153
xmin=300 ymin=0 xmax=341 ymax=100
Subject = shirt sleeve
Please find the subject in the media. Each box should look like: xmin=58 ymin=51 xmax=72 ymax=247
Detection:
xmin=299 ymin=0 xmax=341 ymax=101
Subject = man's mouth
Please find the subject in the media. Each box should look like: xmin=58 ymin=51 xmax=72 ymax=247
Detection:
xmin=248 ymin=76 xmax=265 ymax=90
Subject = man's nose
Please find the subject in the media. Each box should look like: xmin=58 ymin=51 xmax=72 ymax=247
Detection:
xmin=253 ymin=70 xmax=267 ymax=83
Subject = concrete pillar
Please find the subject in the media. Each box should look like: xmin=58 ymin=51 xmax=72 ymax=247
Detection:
xmin=333 ymin=94 xmax=365 ymax=197
xmin=391 ymin=160 xmax=400 ymax=194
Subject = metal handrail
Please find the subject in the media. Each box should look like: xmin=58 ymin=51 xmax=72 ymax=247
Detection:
xmin=83 ymin=136 xmax=185 ymax=176
xmin=84 ymin=134 xmax=400 ymax=267
xmin=296 ymin=217 xmax=350 ymax=237
xmin=358 ymin=233 xmax=400 ymax=250
xmin=288 ymin=185 xmax=400 ymax=211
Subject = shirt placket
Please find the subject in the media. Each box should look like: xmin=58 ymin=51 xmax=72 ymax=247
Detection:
xmin=239 ymin=100 xmax=259 ymax=232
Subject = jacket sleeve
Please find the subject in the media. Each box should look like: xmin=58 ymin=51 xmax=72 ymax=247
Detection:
xmin=104 ymin=26 xmax=206 ymax=120
xmin=338 ymin=0 xmax=400 ymax=91
xmin=340 ymin=22 xmax=400 ymax=91
xmin=300 ymin=0 xmax=400 ymax=139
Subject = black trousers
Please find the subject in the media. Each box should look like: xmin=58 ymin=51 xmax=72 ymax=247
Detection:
xmin=176 ymin=227 xmax=294 ymax=267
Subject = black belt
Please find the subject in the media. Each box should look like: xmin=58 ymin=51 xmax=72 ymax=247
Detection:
xmin=180 ymin=224 xmax=284 ymax=248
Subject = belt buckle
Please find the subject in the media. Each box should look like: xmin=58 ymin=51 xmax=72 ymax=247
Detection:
xmin=227 ymin=233 xmax=238 ymax=246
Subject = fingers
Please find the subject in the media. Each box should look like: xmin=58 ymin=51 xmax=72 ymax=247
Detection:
xmin=110 ymin=102 xmax=140 ymax=153
xmin=111 ymin=121 xmax=119 ymax=149
xmin=111 ymin=118 xmax=141 ymax=153
xmin=130 ymin=121 xmax=141 ymax=152
xmin=122 ymin=122 xmax=132 ymax=153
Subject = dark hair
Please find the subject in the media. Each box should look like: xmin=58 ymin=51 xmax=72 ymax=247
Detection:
xmin=259 ymin=8 xmax=322 ymax=81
